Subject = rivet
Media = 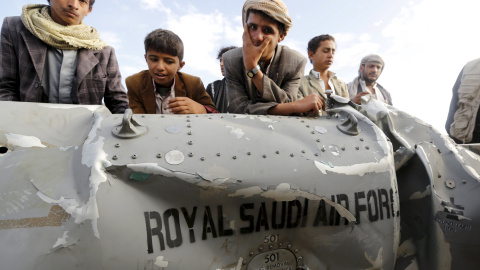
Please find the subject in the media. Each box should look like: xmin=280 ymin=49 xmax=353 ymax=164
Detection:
xmin=298 ymin=257 xmax=303 ymax=262
xmin=156 ymin=154 xmax=162 ymax=158
xmin=342 ymin=147 xmax=346 ymax=151
xmin=141 ymin=115 xmax=145 ymax=118
xmin=288 ymin=244 xmax=292 ymax=249
xmin=301 ymin=120 xmax=305 ymax=123
xmin=311 ymin=131 xmax=315 ymax=134
xmin=360 ymin=138 xmax=364 ymax=142
xmin=463 ymin=180 xmax=467 ymax=184
xmin=187 ymin=116 xmax=190 ymax=118
xmin=356 ymin=147 xmax=360 ymax=150
xmin=365 ymin=146 xmax=370 ymax=150
xmin=321 ymin=148 xmax=326 ymax=152
xmin=186 ymin=119 xmax=190 ymax=122
xmin=247 ymin=152 xmax=251 ymax=156
xmin=233 ymin=156 xmax=237 ymax=160
xmin=249 ymin=251 xmax=254 ymax=256
xmin=201 ymin=157 xmax=205 ymax=161
xmin=209 ymin=117 xmax=212 ymax=120
xmin=221 ymin=116 xmax=224 ymax=119
xmin=161 ymin=115 xmax=165 ymax=118
xmin=242 ymin=261 xmax=247 ymax=265
xmin=187 ymin=124 xmax=191 ymax=128
xmin=217 ymin=153 xmax=221 ymax=157
xmin=189 ymin=153 xmax=194 ymax=157
xmin=195 ymin=115 xmax=199 ymax=118
xmin=316 ymin=139 xmax=321 ymax=142
xmin=112 ymin=155 xmax=118 ymax=160
xmin=115 ymin=143 xmax=120 ymax=148
xmin=188 ymin=132 xmax=192 ymax=135
xmin=295 ymin=249 xmax=298 ymax=253
xmin=132 ymin=154 xmax=137 ymax=159
xmin=279 ymin=243 xmax=283 ymax=247
xmin=188 ymin=141 xmax=193 ymax=145
xmin=315 ymin=153 xmax=319 ymax=157
xmin=438 ymin=174 xmax=442 ymax=178
xmin=276 ymin=151 xmax=280 ymax=154
xmin=306 ymin=125 xmax=310 ymax=128
xmin=290 ymin=154 xmax=294 ymax=157
xmin=259 ymin=247 xmax=263 ymax=251
xmin=269 ymin=245 xmax=273 ymax=249
xmin=263 ymin=155 xmax=267 ymax=158
xmin=437 ymin=149 xmax=441 ymax=154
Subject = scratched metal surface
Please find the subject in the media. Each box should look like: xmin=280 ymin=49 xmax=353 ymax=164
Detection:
xmin=0 ymin=98 xmax=479 ymax=269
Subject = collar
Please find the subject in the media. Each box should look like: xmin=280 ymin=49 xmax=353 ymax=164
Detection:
xmin=152 ymin=77 xmax=176 ymax=98
xmin=259 ymin=49 xmax=276 ymax=75
xmin=312 ymin=70 xmax=335 ymax=80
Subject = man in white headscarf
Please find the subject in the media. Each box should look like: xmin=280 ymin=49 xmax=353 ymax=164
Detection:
xmin=348 ymin=54 xmax=392 ymax=105
xmin=0 ymin=0 xmax=128 ymax=113
xmin=223 ymin=0 xmax=324 ymax=115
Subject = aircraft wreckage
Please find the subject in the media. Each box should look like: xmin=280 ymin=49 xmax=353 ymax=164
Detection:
xmin=0 ymin=96 xmax=479 ymax=270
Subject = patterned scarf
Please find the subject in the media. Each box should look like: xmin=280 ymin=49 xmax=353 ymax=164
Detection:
xmin=21 ymin=4 xmax=108 ymax=50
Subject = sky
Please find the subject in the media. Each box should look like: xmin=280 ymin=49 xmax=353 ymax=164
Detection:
xmin=3 ymin=0 xmax=480 ymax=133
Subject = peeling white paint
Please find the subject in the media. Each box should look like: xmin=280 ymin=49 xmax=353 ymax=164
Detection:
xmin=314 ymin=156 xmax=390 ymax=176
xmin=268 ymin=125 xmax=274 ymax=130
xmin=36 ymin=112 xmax=111 ymax=238
xmin=5 ymin=133 xmax=46 ymax=148
xmin=258 ymin=116 xmax=276 ymax=123
xmin=38 ymin=104 xmax=99 ymax=111
xmin=409 ymin=185 xmax=431 ymax=200
xmin=228 ymin=186 xmax=263 ymax=198
xmin=365 ymin=247 xmax=383 ymax=269
xmin=155 ymin=256 xmax=169 ymax=267
xmin=52 ymin=231 xmax=69 ymax=248
xmin=229 ymin=183 xmax=356 ymax=222
xmin=225 ymin=126 xmax=245 ymax=139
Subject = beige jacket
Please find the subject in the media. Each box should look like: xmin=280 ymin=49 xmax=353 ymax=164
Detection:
xmin=297 ymin=70 xmax=349 ymax=100
xmin=449 ymin=58 xmax=480 ymax=143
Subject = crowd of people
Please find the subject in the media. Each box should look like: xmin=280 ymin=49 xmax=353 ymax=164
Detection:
xmin=0 ymin=0 xmax=478 ymax=144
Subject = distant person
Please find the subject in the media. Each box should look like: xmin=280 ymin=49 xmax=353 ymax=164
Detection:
xmin=206 ymin=46 xmax=237 ymax=113
xmin=446 ymin=58 xmax=480 ymax=144
xmin=348 ymin=54 xmax=392 ymax=105
xmin=298 ymin=35 xmax=349 ymax=108
xmin=0 ymin=1 xmax=129 ymax=113
xmin=223 ymin=0 xmax=324 ymax=115
xmin=126 ymin=29 xmax=216 ymax=114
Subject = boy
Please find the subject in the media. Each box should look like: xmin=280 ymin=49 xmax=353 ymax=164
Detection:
xmin=298 ymin=35 xmax=349 ymax=105
xmin=126 ymin=29 xmax=216 ymax=114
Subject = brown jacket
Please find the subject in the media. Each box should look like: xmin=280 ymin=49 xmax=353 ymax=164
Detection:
xmin=126 ymin=70 xmax=216 ymax=114
xmin=0 ymin=16 xmax=128 ymax=114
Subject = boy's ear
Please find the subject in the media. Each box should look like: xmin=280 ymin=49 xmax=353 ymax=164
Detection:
xmin=144 ymin=54 xmax=147 ymax=62
xmin=307 ymin=51 xmax=314 ymax=61
xmin=178 ymin=61 xmax=185 ymax=71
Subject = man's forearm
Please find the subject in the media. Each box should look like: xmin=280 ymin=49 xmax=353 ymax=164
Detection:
xmin=267 ymin=102 xmax=298 ymax=115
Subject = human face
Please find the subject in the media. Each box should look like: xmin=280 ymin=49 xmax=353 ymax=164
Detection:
xmin=246 ymin=12 xmax=285 ymax=62
xmin=308 ymin=40 xmax=336 ymax=72
xmin=145 ymin=49 xmax=185 ymax=88
xmin=220 ymin=56 xmax=225 ymax=77
xmin=360 ymin=62 xmax=383 ymax=83
xmin=49 ymin=0 xmax=92 ymax=26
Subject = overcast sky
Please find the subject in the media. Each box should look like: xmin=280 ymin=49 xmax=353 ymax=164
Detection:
xmin=3 ymin=0 xmax=480 ymax=133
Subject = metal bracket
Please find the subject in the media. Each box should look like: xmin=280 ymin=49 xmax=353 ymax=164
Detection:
xmin=337 ymin=113 xmax=360 ymax=136
xmin=112 ymin=109 xmax=148 ymax=139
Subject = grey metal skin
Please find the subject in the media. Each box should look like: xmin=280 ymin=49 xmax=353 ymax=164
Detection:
xmin=0 ymin=96 xmax=478 ymax=270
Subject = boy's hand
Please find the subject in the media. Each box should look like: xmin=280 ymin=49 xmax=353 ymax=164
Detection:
xmin=295 ymin=93 xmax=325 ymax=115
xmin=167 ymin=97 xmax=207 ymax=114
xmin=242 ymin=23 xmax=271 ymax=70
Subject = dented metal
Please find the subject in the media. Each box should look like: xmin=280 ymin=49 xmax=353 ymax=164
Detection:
xmin=0 ymin=97 xmax=479 ymax=269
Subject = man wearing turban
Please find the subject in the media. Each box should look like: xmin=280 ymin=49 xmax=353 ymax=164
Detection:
xmin=223 ymin=0 xmax=324 ymax=115
xmin=347 ymin=54 xmax=392 ymax=105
